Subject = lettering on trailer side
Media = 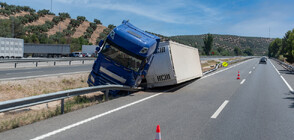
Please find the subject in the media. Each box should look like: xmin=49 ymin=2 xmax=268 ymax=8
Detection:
xmin=157 ymin=47 xmax=165 ymax=53
xmin=157 ymin=74 xmax=171 ymax=81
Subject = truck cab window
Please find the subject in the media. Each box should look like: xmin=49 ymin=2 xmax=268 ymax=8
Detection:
xmin=101 ymin=40 xmax=143 ymax=72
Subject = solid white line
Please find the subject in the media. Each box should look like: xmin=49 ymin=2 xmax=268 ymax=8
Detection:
xmin=269 ymin=60 xmax=294 ymax=93
xmin=240 ymin=79 xmax=246 ymax=84
xmin=0 ymin=71 xmax=89 ymax=81
xmin=31 ymin=59 xmax=254 ymax=140
xmin=249 ymin=71 xmax=252 ymax=74
xmin=31 ymin=93 xmax=163 ymax=140
xmin=211 ymin=100 xmax=229 ymax=119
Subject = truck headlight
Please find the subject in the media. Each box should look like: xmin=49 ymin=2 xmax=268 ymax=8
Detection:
xmin=90 ymin=74 xmax=95 ymax=83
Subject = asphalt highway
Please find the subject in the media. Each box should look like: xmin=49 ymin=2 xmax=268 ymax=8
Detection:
xmin=1 ymin=58 xmax=294 ymax=140
xmin=0 ymin=64 xmax=92 ymax=81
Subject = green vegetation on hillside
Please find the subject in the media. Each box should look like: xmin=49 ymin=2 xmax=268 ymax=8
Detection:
xmin=0 ymin=2 xmax=107 ymax=52
xmin=170 ymin=34 xmax=272 ymax=56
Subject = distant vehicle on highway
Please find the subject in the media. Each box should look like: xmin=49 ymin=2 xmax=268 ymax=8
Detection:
xmin=71 ymin=52 xmax=83 ymax=57
xmin=82 ymin=53 xmax=92 ymax=57
xmin=259 ymin=57 xmax=267 ymax=64
xmin=0 ymin=37 xmax=24 ymax=59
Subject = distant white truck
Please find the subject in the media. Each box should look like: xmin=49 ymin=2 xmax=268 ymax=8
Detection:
xmin=146 ymin=41 xmax=202 ymax=88
xmin=82 ymin=45 xmax=98 ymax=57
xmin=0 ymin=38 xmax=24 ymax=59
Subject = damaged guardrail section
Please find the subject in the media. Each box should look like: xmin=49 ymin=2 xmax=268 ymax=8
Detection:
xmin=0 ymin=85 xmax=140 ymax=114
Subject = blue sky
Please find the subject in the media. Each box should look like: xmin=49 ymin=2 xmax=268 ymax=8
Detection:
xmin=4 ymin=0 xmax=294 ymax=38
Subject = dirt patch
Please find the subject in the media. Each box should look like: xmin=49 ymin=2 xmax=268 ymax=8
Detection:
xmin=0 ymin=11 xmax=30 ymax=19
xmin=72 ymin=21 xmax=90 ymax=38
xmin=47 ymin=18 xmax=71 ymax=36
xmin=89 ymin=24 xmax=107 ymax=44
xmin=0 ymin=93 xmax=104 ymax=132
xmin=25 ymin=15 xmax=55 ymax=26
xmin=0 ymin=73 xmax=90 ymax=102
xmin=14 ymin=11 xmax=30 ymax=17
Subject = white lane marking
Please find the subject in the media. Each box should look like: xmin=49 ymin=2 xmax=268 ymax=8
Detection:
xmin=211 ymin=100 xmax=229 ymax=119
xmin=0 ymin=71 xmax=89 ymax=81
xmin=31 ymin=84 xmax=186 ymax=140
xmin=5 ymin=71 xmax=42 ymax=75
xmin=249 ymin=71 xmax=252 ymax=74
xmin=31 ymin=59 xmax=255 ymax=140
xmin=240 ymin=79 xmax=246 ymax=84
xmin=269 ymin=60 xmax=294 ymax=93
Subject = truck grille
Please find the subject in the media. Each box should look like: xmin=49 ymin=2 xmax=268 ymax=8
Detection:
xmin=98 ymin=72 xmax=121 ymax=85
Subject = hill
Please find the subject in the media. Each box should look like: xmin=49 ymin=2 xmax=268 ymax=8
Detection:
xmin=170 ymin=35 xmax=274 ymax=56
xmin=0 ymin=2 xmax=109 ymax=51
xmin=0 ymin=2 xmax=273 ymax=55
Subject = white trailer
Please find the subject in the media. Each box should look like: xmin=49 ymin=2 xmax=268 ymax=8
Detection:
xmin=146 ymin=41 xmax=202 ymax=88
xmin=0 ymin=38 xmax=24 ymax=58
xmin=82 ymin=45 xmax=98 ymax=56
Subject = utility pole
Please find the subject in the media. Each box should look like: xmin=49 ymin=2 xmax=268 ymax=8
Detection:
xmin=51 ymin=0 xmax=52 ymax=12
xmin=11 ymin=17 xmax=14 ymax=38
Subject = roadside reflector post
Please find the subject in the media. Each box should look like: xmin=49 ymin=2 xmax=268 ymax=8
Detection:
xmin=69 ymin=61 xmax=71 ymax=65
xmin=14 ymin=63 xmax=17 ymax=68
xmin=82 ymin=60 xmax=84 ymax=64
xmin=36 ymin=62 xmax=38 ymax=67
xmin=54 ymin=61 xmax=56 ymax=66
xmin=105 ymin=90 xmax=109 ymax=101
xmin=61 ymin=99 xmax=64 ymax=114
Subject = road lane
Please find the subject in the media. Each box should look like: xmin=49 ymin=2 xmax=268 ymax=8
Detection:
xmin=3 ymin=58 xmax=291 ymax=140
xmin=0 ymin=64 xmax=92 ymax=80
xmin=199 ymin=59 xmax=294 ymax=140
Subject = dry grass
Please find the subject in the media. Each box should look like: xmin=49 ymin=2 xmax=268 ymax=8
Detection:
xmin=0 ymin=72 xmax=109 ymax=132
xmin=0 ymin=94 xmax=105 ymax=132
xmin=47 ymin=18 xmax=71 ymax=36
xmin=72 ymin=21 xmax=90 ymax=38
xmin=0 ymin=11 xmax=30 ymax=19
xmin=25 ymin=15 xmax=55 ymax=26
xmin=89 ymin=24 xmax=107 ymax=44
xmin=201 ymin=60 xmax=219 ymax=71
xmin=0 ymin=73 xmax=89 ymax=102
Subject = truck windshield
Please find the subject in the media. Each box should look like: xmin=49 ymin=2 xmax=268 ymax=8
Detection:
xmin=100 ymin=40 xmax=143 ymax=72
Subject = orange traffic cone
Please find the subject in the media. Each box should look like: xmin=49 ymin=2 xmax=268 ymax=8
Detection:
xmin=155 ymin=125 xmax=161 ymax=140
xmin=237 ymin=71 xmax=240 ymax=80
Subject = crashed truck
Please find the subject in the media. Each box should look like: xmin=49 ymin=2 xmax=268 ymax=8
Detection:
xmin=87 ymin=20 xmax=202 ymax=94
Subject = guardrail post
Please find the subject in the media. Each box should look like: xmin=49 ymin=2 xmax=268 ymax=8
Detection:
xmin=36 ymin=62 xmax=38 ymax=67
xmin=54 ymin=61 xmax=56 ymax=66
xmin=69 ymin=61 xmax=71 ymax=65
xmin=82 ymin=60 xmax=84 ymax=64
xmin=61 ymin=99 xmax=64 ymax=114
xmin=105 ymin=90 xmax=109 ymax=101
xmin=14 ymin=63 xmax=17 ymax=68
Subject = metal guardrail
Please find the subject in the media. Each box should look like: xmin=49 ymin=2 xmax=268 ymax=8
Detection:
xmin=272 ymin=58 xmax=294 ymax=72
xmin=0 ymin=85 xmax=140 ymax=113
xmin=202 ymin=57 xmax=253 ymax=75
xmin=0 ymin=58 xmax=96 ymax=68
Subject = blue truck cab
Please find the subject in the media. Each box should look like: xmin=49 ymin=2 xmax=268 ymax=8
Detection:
xmin=87 ymin=20 xmax=160 ymax=92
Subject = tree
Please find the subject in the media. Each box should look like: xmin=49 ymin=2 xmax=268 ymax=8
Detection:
xmin=77 ymin=16 xmax=86 ymax=23
xmin=0 ymin=17 xmax=24 ymax=38
xmin=94 ymin=19 xmax=102 ymax=24
xmin=283 ymin=29 xmax=294 ymax=63
xmin=108 ymin=24 xmax=116 ymax=30
xmin=268 ymin=38 xmax=282 ymax=57
xmin=234 ymin=47 xmax=242 ymax=56
xmin=243 ymin=48 xmax=254 ymax=56
xmin=203 ymin=33 xmax=213 ymax=55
